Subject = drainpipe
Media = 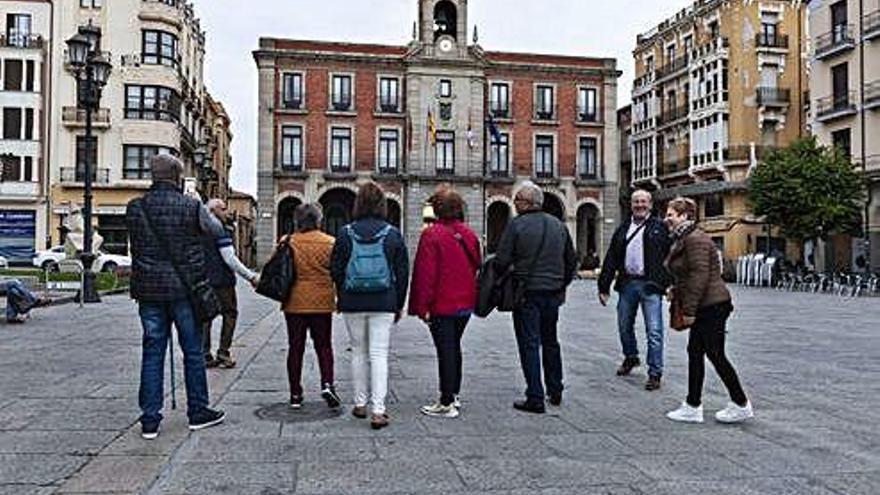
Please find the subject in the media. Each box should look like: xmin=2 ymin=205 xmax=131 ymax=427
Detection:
xmin=859 ymin=0 xmax=871 ymax=273
xmin=43 ymin=0 xmax=54 ymax=249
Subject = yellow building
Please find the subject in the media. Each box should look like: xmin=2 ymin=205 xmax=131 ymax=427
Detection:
xmin=631 ymin=0 xmax=807 ymax=261
xmin=48 ymin=0 xmax=221 ymax=254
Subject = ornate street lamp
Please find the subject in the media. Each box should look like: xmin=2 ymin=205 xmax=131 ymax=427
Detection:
xmin=65 ymin=22 xmax=112 ymax=304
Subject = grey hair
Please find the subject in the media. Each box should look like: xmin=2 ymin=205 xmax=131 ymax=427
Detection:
xmin=515 ymin=180 xmax=544 ymax=209
xmin=294 ymin=203 xmax=323 ymax=232
xmin=149 ymin=153 xmax=183 ymax=184
xmin=631 ymin=189 xmax=653 ymax=203
xmin=206 ymin=198 xmax=225 ymax=211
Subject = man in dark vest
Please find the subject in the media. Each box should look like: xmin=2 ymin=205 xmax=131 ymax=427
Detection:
xmin=202 ymin=198 xmax=258 ymax=369
xmin=126 ymin=154 xmax=226 ymax=439
xmin=598 ymin=189 xmax=672 ymax=391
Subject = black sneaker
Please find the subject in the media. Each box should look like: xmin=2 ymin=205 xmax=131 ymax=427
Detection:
xmin=141 ymin=423 xmax=159 ymax=440
xmin=188 ymin=408 xmax=225 ymax=431
xmin=290 ymin=395 xmax=303 ymax=410
xmin=321 ymin=385 xmax=341 ymax=409
xmin=513 ymin=400 xmax=545 ymax=414
xmin=616 ymin=357 xmax=640 ymax=376
xmin=548 ymin=393 xmax=563 ymax=406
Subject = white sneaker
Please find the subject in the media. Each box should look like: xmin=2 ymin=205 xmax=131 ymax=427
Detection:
xmin=666 ymin=402 xmax=704 ymax=423
xmin=420 ymin=401 xmax=459 ymax=418
xmin=453 ymin=396 xmax=461 ymax=409
xmin=715 ymin=401 xmax=754 ymax=423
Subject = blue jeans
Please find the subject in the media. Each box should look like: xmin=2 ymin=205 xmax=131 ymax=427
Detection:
xmin=138 ymin=299 xmax=210 ymax=427
xmin=2 ymin=279 xmax=37 ymax=321
xmin=616 ymin=280 xmax=664 ymax=377
xmin=512 ymin=293 xmax=564 ymax=403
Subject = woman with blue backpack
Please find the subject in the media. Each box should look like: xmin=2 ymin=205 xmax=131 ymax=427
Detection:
xmin=330 ymin=182 xmax=409 ymax=430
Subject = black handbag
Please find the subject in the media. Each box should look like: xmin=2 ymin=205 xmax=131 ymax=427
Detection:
xmin=139 ymin=202 xmax=222 ymax=323
xmin=256 ymin=237 xmax=296 ymax=303
xmin=496 ymin=216 xmax=548 ymax=312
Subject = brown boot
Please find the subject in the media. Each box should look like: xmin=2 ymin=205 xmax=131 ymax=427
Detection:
xmin=616 ymin=357 xmax=640 ymax=376
xmin=370 ymin=413 xmax=390 ymax=430
xmin=351 ymin=405 xmax=367 ymax=419
xmin=645 ymin=375 xmax=662 ymax=391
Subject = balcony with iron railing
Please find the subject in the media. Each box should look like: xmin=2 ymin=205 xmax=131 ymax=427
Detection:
xmin=533 ymin=103 xmax=556 ymax=122
xmin=330 ymin=99 xmax=353 ymax=112
xmin=756 ymin=87 xmax=791 ymax=107
xmin=489 ymin=101 xmax=510 ymax=119
xmin=62 ymin=107 xmax=111 ymax=129
xmin=690 ymin=36 xmax=729 ymax=61
xmin=1 ymin=32 xmax=44 ymax=49
xmin=865 ymin=80 xmax=880 ymax=111
xmin=378 ymin=101 xmax=401 ymax=114
xmin=657 ymin=105 xmax=689 ymax=127
xmin=816 ymin=91 xmax=858 ymax=122
xmin=633 ymin=72 xmax=655 ymax=92
xmin=281 ymin=97 xmax=303 ymax=110
xmin=864 ymin=10 xmax=880 ymax=41
xmin=576 ymin=107 xmax=601 ymax=124
xmin=756 ymin=33 xmax=789 ymax=49
xmin=60 ymin=167 xmax=111 ymax=185
xmin=655 ymin=55 xmax=689 ymax=81
xmin=815 ymin=24 xmax=855 ymax=59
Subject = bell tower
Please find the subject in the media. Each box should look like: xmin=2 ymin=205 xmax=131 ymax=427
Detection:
xmin=418 ymin=0 xmax=468 ymax=57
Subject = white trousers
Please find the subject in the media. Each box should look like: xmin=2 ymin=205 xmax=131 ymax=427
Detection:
xmin=343 ymin=312 xmax=394 ymax=414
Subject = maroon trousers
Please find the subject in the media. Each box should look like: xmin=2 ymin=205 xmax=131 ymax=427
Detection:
xmin=284 ymin=313 xmax=334 ymax=398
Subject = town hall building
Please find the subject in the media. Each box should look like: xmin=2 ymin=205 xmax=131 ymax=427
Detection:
xmin=253 ymin=0 xmax=621 ymax=264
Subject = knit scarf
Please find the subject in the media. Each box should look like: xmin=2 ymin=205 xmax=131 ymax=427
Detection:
xmin=670 ymin=220 xmax=697 ymax=240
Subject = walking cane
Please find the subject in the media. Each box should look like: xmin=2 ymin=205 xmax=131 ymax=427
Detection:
xmin=168 ymin=336 xmax=177 ymax=410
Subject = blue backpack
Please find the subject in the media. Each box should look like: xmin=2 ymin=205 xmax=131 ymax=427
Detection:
xmin=343 ymin=224 xmax=393 ymax=293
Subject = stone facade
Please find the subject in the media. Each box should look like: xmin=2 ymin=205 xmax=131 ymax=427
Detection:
xmin=808 ymin=0 xmax=880 ymax=272
xmin=253 ymin=0 xmax=620 ymax=266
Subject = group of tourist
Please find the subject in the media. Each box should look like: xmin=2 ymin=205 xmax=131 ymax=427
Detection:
xmin=125 ymin=153 xmax=753 ymax=440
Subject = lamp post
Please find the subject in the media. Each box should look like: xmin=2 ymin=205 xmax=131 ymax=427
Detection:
xmin=66 ymin=21 xmax=112 ymax=303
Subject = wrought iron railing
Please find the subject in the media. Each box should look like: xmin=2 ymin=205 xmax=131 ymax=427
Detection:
xmin=756 ymin=87 xmax=791 ymax=106
xmin=656 ymin=55 xmax=689 ymax=80
xmin=756 ymin=33 xmax=789 ymax=48
xmin=60 ymin=167 xmax=111 ymax=184
xmin=816 ymin=91 xmax=857 ymax=119
xmin=815 ymin=24 xmax=855 ymax=58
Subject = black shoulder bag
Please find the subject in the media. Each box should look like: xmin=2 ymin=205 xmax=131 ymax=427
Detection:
xmin=256 ymin=236 xmax=297 ymax=303
xmin=139 ymin=202 xmax=221 ymax=323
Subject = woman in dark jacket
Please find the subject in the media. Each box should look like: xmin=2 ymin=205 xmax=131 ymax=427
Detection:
xmin=664 ymin=197 xmax=753 ymax=424
xmin=330 ymin=182 xmax=409 ymax=430
xmin=409 ymin=187 xmax=481 ymax=418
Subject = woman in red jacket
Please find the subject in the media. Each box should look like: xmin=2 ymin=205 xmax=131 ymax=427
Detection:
xmin=408 ymin=187 xmax=481 ymax=418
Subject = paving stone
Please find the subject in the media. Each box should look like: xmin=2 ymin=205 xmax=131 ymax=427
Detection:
xmin=452 ymin=457 xmax=650 ymax=491
xmin=57 ymin=455 xmax=169 ymax=493
xmin=0 ymin=430 xmax=117 ymax=455
xmin=626 ymin=452 xmax=756 ymax=481
xmin=295 ymin=459 xmax=462 ymax=494
xmin=150 ymin=461 xmax=296 ymax=494
xmin=0 ymin=454 xmax=86 ymax=485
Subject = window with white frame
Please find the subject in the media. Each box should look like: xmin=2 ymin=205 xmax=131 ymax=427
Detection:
xmin=5 ymin=14 xmax=32 ymax=48
xmin=490 ymin=82 xmax=510 ymax=118
xmin=578 ymin=87 xmax=598 ymax=122
xmin=377 ymin=129 xmax=399 ymax=173
xmin=331 ymin=75 xmax=352 ymax=111
xmin=439 ymin=79 xmax=452 ymax=98
xmin=489 ymin=132 xmax=509 ymax=175
xmin=0 ymin=154 xmax=33 ymax=182
xmin=282 ymin=73 xmax=303 ymax=109
xmin=535 ymin=85 xmax=554 ymax=119
xmin=535 ymin=135 xmax=554 ymax=177
xmin=379 ymin=78 xmax=400 ymax=112
xmin=80 ymin=0 xmax=103 ymax=7
xmin=578 ymin=137 xmax=598 ymax=179
xmin=281 ymin=126 xmax=303 ymax=170
xmin=330 ymin=127 xmax=352 ymax=171
xmin=125 ymin=85 xmax=181 ymax=121
xmin=435 ymin=131 xmax=454 ymax=174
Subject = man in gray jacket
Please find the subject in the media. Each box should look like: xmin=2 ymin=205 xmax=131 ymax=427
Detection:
xmin=495 ymin=181 xmax=578 ymax=413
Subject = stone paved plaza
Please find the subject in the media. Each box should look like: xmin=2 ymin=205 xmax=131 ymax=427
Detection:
xmin=0 ymin=281 xmax=878 ymax=494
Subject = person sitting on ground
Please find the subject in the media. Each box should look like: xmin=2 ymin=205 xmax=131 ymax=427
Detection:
xmin=0 ymin=278 xmax=50 ymax=323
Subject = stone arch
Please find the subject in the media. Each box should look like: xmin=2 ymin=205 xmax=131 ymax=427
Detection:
xmin=542 ymin=192 xmax=565 ymax=220
xmin=576 ymin=202 xmax=601 ymax=267
xmin=486 ymin=201 xmax=512 ymax=254
xmin=433 ymin=0 xmax=458 ymax=41
xmin=276 ymin=195 xmax=302 ymax=239
xmin=319 ymin=187 xmax=356 ymax=238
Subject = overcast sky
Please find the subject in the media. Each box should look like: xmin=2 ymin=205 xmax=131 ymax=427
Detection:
xmin=196 ymin=0 xmax=693 ymax=196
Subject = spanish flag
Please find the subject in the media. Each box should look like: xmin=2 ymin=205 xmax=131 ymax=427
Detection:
xmin=427 ymin=110 xmax=437 ymax=146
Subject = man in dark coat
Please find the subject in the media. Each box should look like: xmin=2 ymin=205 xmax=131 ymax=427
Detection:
xmin=495 ymin=181 xmax=578 ymax=414
xmin=598 ymin=189 xmax=672 ymax=390
xmin=126 ymin=154 xmax=226 ymax=439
